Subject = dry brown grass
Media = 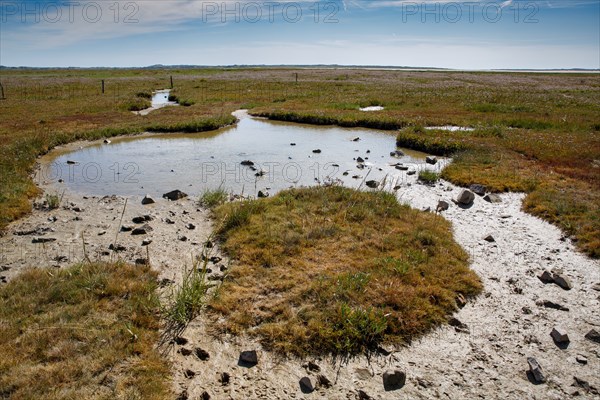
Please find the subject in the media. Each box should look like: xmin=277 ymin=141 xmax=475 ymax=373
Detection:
xmin=0 ymin=262 xmax=171 ymax=399
xmin=208 ymin=186 xmax=482 ymax=355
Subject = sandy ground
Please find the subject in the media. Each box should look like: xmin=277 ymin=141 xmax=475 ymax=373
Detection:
xmin=1 ymin=143 xmax=599 ymax=400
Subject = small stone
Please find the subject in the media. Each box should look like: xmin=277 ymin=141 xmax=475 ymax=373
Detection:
xmin=219 ymin=372 xmax=230 ymax=385
xmin=176 ymin=390 xmax=189 ymax=400
xmin=407 ymin=170 xmax=416 ymax=175
xmin=290 ymin=143 xmax=296 ymax=146
xmin=551 ymin=326 xmax=570 ymax=344
xmin=239 ymin=350 xmax=258 ymax=366
xmin=305 ymin=361 xmax=320 ymax=372
xmin=483 ymin=193 xmax=502 ymax=203
xmin=32 ymin=237 xmax=57 ymax=244
xmin=317 ymin=374 xmax=332 ymax=388
xmin=66 ymin=160 xmax=77 ymax=164
xmin=142 ymin=239 xmax=152 ymax=246
xmin=131 ymin=224 xmax=152 ymax=235
xmin=163 ymin=190 xmax=188 ymax=201
xmin=357 ymin=156 xmax=364 ymax=163
xmin=425 ymin=156 xmax=437 ymax=165
xmin=141 ymin=195 xmax=155 ymax=205
xmin=257 ymin=190 xmax=269 ymax=198
xmin=469 ymin=184 xmax=487 ymax=196
xmin=395 ymin=165 xmax=409 ymax=171
xmin=200 ymin=391 xmax=210 ymax=400
xmin=173 ymin=336 xmax=188 ymax=345
xmin=536 ymin=300 xmax=569 ymax=311
xmin=576 ymin=355 xmax=588 ymax=365
xmin=103 ymin=139 xmax=111 ymax=144
xmin=538 ymin=270 xmax=554 ymax=284
xmin=195 ymin=348 xmax=210 ymax=360
xmin=436 ymin=200 xmax=449 ymax=212
xmin=312 ymin=149 xmax=321 ymax=153
xmin=358 ymin=389 xmax=373 ymax=400
xmin=179 ymin=348 xmax=192 ymax=356
xmin=179 ymin=236 xmax=188 ymax=242
xmin=186 ymin=223 xmax=195 ymax=230
xmin=183 ymin=369 xmax=195 ymax=379
xmin=584 ymin=329 xmax=600 ymax=344
xmin=382 ymin=370 xmax=406 ymax=391
xmin=456 ymin=189 xmax=475 ymax=205
xmin=352 ymin=137 xmax=360 ymax=142
xmin=527 ymin=357 xmax=546 ymax=383
xmin=484 ymin=234 xmax=495 ymax=242
xmin=552 ymin=273 xmax=573 ymax=290
xmin=134 ymin=258 xmax=148 ymax=265
xmin=132 ymin=215 xmax=153 ymax=224
xmin=299 ymin=377 xmax=314 ymax=393
xmin=108 ymin=243 xmax=126 ymax=252
xmin=165 ymin=218 xmax=175 ymax=224
xmin=240 ymin=160 xmax=254 ymax=166
xmin=448 ymin=317 xmax=469 ymax=333
xmin=365 ymin=180 xmax=378 ymax=189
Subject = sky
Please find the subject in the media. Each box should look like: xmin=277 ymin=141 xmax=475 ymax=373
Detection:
xmin=0 ymin=0 xmax=599 ymax=69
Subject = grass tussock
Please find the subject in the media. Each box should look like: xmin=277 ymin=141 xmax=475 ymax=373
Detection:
xmin=0 ymin=262 xmax=171 ymax=399
xmin=418 ymin=170 xmax=440 ymax=184
xmin=199 ymin=187 xmax=228 ymax=209
xmin=209 ymin=186 xmax=482 ymax=355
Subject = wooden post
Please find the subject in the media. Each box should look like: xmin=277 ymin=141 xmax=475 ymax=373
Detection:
xmin=0 ymin=82 xmax=5 ymax=99
xmin=295 ymin=73 xmax=298 ymax=83
xmin=101 ymin=80 xmax=105 ymax=94
xmin=170 ymin=75 xmax=173 ymax=89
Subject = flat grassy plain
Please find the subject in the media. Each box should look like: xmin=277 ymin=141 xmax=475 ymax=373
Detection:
xmin=1 ymin=68 xmax=598 ymax=256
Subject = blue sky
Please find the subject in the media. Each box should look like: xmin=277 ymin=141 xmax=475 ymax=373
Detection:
xmin=0 ymin=0 xmax=599 ymax=69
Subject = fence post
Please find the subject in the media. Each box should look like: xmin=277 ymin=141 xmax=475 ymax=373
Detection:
xmin=101 ymin=80 xmax=105 ymax=94
xmin=0 ymin=82 xmax=5 ymax=99
xmin=170 ymin=75 xmax=173 ymax=89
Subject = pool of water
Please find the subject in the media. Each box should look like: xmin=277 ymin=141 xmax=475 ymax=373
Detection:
xmin=151 ymin=89 xmax=171 ymax=106
xmin=40 ymin=111 xmax=444 ymax=198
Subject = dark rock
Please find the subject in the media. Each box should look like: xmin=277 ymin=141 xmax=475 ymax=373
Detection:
xmin=183 ymin=369 xmax=195 ymax=379
xmin=352 ymin=137 xmax=360 ymax=142
xmin=132 ymin=215 xmax=153 ymax=224
xmin=103 ymin=139 xmax=111 ymax=144
xmin=186 ymin=223 xmax=195 ymax=230
xmin=407 ymin=170 xmax=416 ymax=175
xmin=219 ymin=372 xmax=230 ymax=385
xmin=165 ymin=218 xmax=175 ymax=224
xmin=108 ymin=243 xmax=126 ymax=252
xmin=527 ymin=357 xmax=546 ymax=383
xmin=552 ymin=272 xmax=573 ymax=290
xmin=305 ymin=361 xmax=320 ymax=372
xmin=584 ymin=329 xmax=600 ymax=344
xmin=290 ymin=143 xmax=296 ymax=146
xmin=239 ymin=350 xmax=258 ymax=366
xmin=255 ymin=170 xmax=266 ymax=177
xmin=72 ymin=206 xmax=83 ymax=212
xmin=425 ymin=156 xmax=437 ymax=165
xmin=317 ymin=374 xmax=332 ymax=388
xmin=536 ymin=300 xmax=569 ymax=311
xmin=163 ymin=190 xmax=188 ymax=201
xmin=484 ymin=234 xmax=495 ymax=242
xmin=358 ymin=389 xmax=373 ymax=400
xmin=209 ymin=256 xmax=222 ymax=264
xmin=382 ymin=369 xmax=406 ymax=391
xmin=483 ymin=193 xmax=502 ymax=203
xmin=395 ymin=165 xmax=409 ymax=171
xmin=195 ymin=348 xmax=210 ymax=360
xmin=200 ymin=391 xmax=210 ymax=400
xmin=390 ymin=150 xmax=404 ymax=157
xmin=142 ymin=239 xmax=152 ymax=246
xmin=241 ymin=160 xmax=254 ymax=166
xmin=357 ymin=157 xmax=365 ymax=163
xmin=32 ymin=237 xmax=56 ymax=244
xmin=173 ymin=336 xmax=188 ymax=345
xmin=352 ymin=175 xmax=361 ymax=179
xmin=456 ymin=189 xmax=475 ymax=205
xmin=131 ymin=224 xmax=153 ymax=235
xmin=179 ymin=348 xmax=192 ymax=356
xmin=257 ymin=190 xmax=269 ymax=198
xmin=449 ymin=317 xmax=469 ymax=333
xmin=176 ymin=390 xmax=189 ymax=400
xmin=436 ymin=200 xmax=450 ymax=212
xmin=312 ymin=149 xmax=322 ymax=153
xmin=469 ymin=184 xmax=487 ymax=196
xmin=365 ymin=180 xmax=379 ymax=189
xmin=179 ymin=236 xmax=188 ymax=242
xmin=537 ymin=270 xmax=554 ymax=284
xmin=299 ymin=377 xmax=314 ymax=393
xmin=576 ymin=355 xmax=588 ymax=365
xmin=550 ymin=326 xmax=570 ymax=344
xmin=141 ymin=195 xmax=155 ymax=205
xmin=66 ymin=160 xmax=77 ymax=165
xmin=135 ymin=258 xmax=148 ymax=265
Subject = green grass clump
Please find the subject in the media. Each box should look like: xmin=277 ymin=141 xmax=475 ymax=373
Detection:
xmin=199 ymin=187 xmax=228 ymax=209
xmin=0 ymin=262 xmax=171 ymax=399
xmin=396 ymin=128 xmax=468 ymax=156
xmin=418 ymin=170 xmax=440 ymax=184
xmin=209 ymin=186 xmax=482 ymax=355
xmin=45 ymin=192 xmax=61 ymax=209
xmin=162 ymin=266 xmax=210 ymax=328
